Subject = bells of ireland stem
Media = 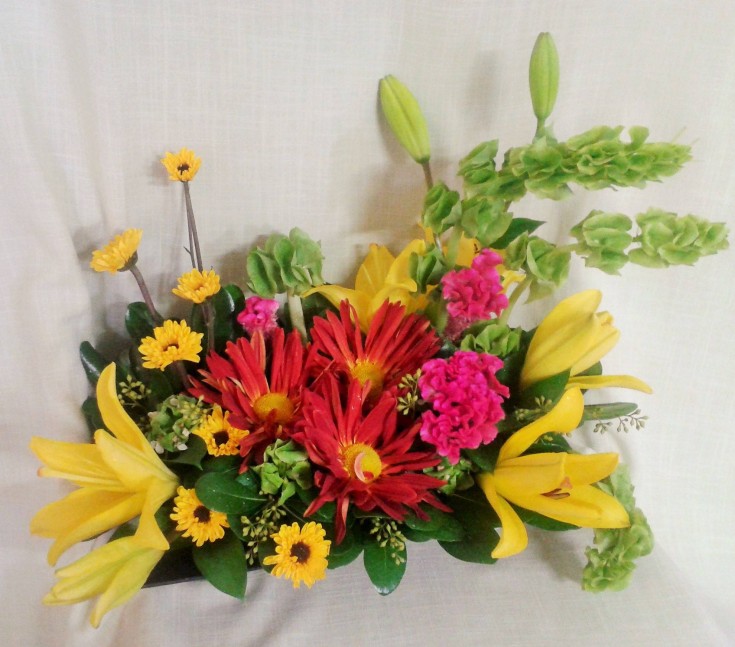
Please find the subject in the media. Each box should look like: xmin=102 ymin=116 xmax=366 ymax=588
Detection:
xmin=529 ymin=33 xmax=560 ymax=129
xmin=379 ymin=75 xmax=431 ymax=164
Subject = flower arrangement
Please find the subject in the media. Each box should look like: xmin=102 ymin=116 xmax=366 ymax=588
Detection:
xmin=31 ymin=33 xmax=728 ymax=627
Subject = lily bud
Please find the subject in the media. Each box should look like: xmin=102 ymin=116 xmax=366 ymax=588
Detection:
xmin=379 ymin=75 xmax=431 ymax=163
xmin=529 ymin=33 xmax=560 ymax=123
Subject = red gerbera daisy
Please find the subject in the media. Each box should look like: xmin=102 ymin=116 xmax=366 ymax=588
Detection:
xmin=188 ymin=328 xmax=307 ymax=463
xmin=294 ymin=375 xmax=449 ymax=543
xmin=308 ymin=300 xmax=440 ymax=397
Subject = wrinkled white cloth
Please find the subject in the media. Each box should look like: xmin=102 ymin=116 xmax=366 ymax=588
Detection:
xmin=2 ymin=2 xmax=733 ymax=645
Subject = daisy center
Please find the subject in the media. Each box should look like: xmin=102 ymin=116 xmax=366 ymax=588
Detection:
xmin=193 ymin=505 xmax=211 ymax=523
xmin=341 ymin=442 xmax=383 ymax=483
xmin=290 ymin=541 xmax=311 ymax=564
xmin=350 ymin=360 xmax=385 ymax=395
xmin=212 ymin=430 xmax=230 ymax=446
xmin=177 ymin=163 xmax=190 ymax=173
xmin=253 ymin=392 xmax=295 ymax=424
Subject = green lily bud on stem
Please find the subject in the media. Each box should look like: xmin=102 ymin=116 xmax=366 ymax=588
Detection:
xmin=529 ymin=33 xmax=560 ymax=133
xmin=379 ymin=75 xmax=431 ymax=165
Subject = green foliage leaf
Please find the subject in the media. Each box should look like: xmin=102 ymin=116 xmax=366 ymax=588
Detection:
xmin=79 ymin=341 xmax=108 ymax=386
xmin=195 ymin=470 xmax=266 ymax=515
xmin=327 ymin=529 xmax=363 ymax=569
xmin=210 ymin=283 xmax=245 ymax=352
xmin=404 ymin=506 xmax=465 ymax=542
xmin=81 ymin=397 xmax=104 ymax=435
xmin=492 ymin=218 xmax=544 ymax=249
xmin=464 ymin=442 xmax=501 ymax=472
xmin=363 ymin=540 xmax=407 ymax=595
xmin=582 ymin=402 xmax=639 ymax=422
xmin=192 ymin=532 xmax=247 ymax=600
xmin=125 ymin=302 xmax=156 ymax=341
xmin=517 ymin=369 xmax=570 ymax=409
xmin=439 ymin=487 xmax=499 ymax=564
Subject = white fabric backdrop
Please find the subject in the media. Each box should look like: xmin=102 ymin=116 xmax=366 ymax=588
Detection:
xmin=2 ymin=2 xmax=733 ymax=645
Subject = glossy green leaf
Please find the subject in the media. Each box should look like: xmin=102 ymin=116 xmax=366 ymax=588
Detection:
xmin=363 ymin=540 xmax=407 ymax=595
xmin=517 ymin=369 xmax=570 ymax=409
xmin=79 ymin=341 xmax=108 ymax=386
xmin=125 ymin=302 xmax=156 ymax=341
xmin=81 ymin=397 xmax=104 ymax=435
xmin=439 ymin=487 xmax=499 ymax=564
xmin=326 ymin=529 xmax=363 ymax=569
xmin=192 ymin=531 xmax=247 ymax=600
xmin=403 ymin=507 xmax=464 ymax=542
xmin=195 ymin=470 xmax=266 ymax=515
xmin=164 ymin=435 xmax=208 ymax=468
xmin=582 ymin=402 xmax=639 ymax=422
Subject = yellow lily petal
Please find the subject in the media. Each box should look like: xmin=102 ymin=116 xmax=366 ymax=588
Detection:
xmin=510 ymin=483 xmax=630 ymax=529
xmin=90 ymin=543 xmax=165 ymax=628
xmin=499 ymin=388 xmax=585 ymax=463
xmin=30 ymin=437 xmax=122 ymax=490
xmin=567 ymin=374 xmax=653 ymax=393
xmin=94 ymin=430 xmax=176 ymax=491
xmin=354 ymin=244 xmax=395 ymax=297
xmin=564 ymin=452 xmax=620 ymax=486
xmin=31 ymin=489 xmax=146 ymax=566
xmin=455 ymin=234 xmax=479 ymax=268
xmin=304 ymin=285 xmax=372 ymax=330
xmin=493 ymin=453 xmax=566 ymax=497
xmin=476 ymin=473 xmax=528 ymax=559
xmin=97 ymin=364 xmax=159 ymax=460
xmin=135 ymin=481 xmax=177 ymax=550
xmin=568 ymin=313 xmax=620 ymax=376
xmin=384 ymin=239 xmax=424 ymax=290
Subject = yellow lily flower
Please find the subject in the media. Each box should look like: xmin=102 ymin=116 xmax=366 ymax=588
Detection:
xmin=305 ymin=240 xmax=429 ymax=331
xmin=30 ymin=363 xmax=178 ymax=565
xmin=476 ymin=388 xmax=630 ymax=559
xmin=519 ymin=290 xmax=652 ymax=393
xmin=43 ymin=535 xmax=165 ymax=628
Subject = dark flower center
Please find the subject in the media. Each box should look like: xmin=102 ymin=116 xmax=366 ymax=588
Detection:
xmin=194 ymin=505 xmax=211 ymax=523
xmin=177 ymin=163 xmax=190 ymax=173
xmin=290 ymin=541 xmax=310 ymax=564
xmin=212 ymin=430 xmax=230 ymax=446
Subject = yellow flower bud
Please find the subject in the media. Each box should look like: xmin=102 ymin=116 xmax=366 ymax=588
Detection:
xmin=379 ymin=75 xmax=431 ymax=164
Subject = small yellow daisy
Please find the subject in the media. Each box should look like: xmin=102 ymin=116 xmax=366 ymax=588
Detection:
xmin=172 ymin=269 xmax=221 ymax=304
xmin=193 ymin=406 xmax=249 ymax=456
xmin=161 ymin=148 xmax=201 ymax=182
xmin=89 ymin=229 xmax=143 ymax=273
xmin=262 ymin=522 xmax=330 ymax=589
xmin=138 ymin=320 xmax=203 ymax=370
xmin=170 ymin=486 xmax=229 ymax=547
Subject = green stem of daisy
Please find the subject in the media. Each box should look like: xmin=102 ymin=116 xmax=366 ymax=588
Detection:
xmin=497 ymin=275 xmax=532 ymax=326
xmin=129 ymin=264 xmax=163 ymax=324
xmin=287 ymin=292 xmax=307 ymax=340
xmin=421 ymin=161 xmax=434 ymax=190
xmin=170 ymin=360 xmax=190 ymax=390
xmin=183 ymin=181 xmax=203 ymax=271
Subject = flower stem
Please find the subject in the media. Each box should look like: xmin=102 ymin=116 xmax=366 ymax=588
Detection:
xmin=421 ymin=161 xmax=434 ymax=190
xmin=183 ymin=181 xmax=203 ymax=271
xmin=287 ymin=292 xmax=307 ymax=340
xmin=129 ymin=265 xmax=163 ymax=323
xmin=497 ymin=276 xmax=532 ymax=326
xmin=203 ymin=301 xmax=216 ymax=354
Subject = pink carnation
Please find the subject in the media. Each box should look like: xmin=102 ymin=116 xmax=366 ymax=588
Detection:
xmin=441 ymin=249 xmax=508 ymax=340
xmin=419 ymin=351 xmax=509 ymax=464
xmin=236 ymin=297 xmax=280 ymax=337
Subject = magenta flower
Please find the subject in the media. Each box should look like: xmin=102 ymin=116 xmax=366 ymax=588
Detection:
xmin=237 ymin=297 xmax=280 ymax=337
xmin=441 ymin=249 xmax=508 ymax=340
xmin=419 ymin=351 xmax=509 ymax=463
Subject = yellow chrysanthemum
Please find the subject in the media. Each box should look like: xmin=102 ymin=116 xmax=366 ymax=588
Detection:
xmin=170 ymin=486 xmax=229 ymax=547
xmin=193 ymin=406 xmax=249 ymax=456
xmin=172 ymin=269 xmax=221 ymax=304
xmin=139 ymin=320 xmax=203 ymax=370
xmin=161 ymin=148 xmax=201 ymax=182
xmin=89 ymin=229 xmax=143 ymax=274
xmin=263 ymin=522 xmax=330 ymax=589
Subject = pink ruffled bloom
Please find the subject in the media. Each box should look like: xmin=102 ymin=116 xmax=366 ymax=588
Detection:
xmin=441 ymin=249 xmax=508 ymax=340
xmin=419 ymin=351 xmax=509 ymax=464
xmin=236 ymin=297 xmax=280 ymax=337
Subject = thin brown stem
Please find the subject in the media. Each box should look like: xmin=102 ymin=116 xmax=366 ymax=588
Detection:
xmin=203 ymin=301 xmax=216 ymax=354
xmin=183 ymin=181 xmax=203 ymax=271
xmin=129 ymin=265 xmax=163 ymax=323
